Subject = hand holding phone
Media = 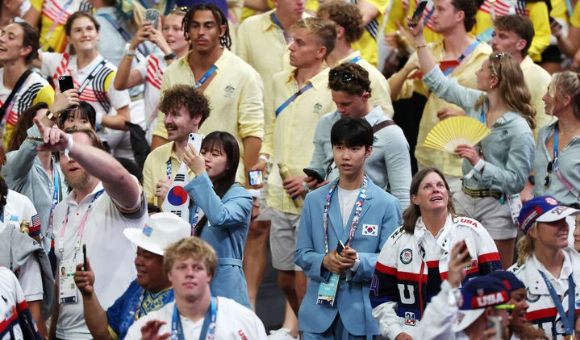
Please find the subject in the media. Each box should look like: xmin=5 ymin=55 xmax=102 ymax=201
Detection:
xmin=248 ymin=170 xmax=263 ymax=186
xmin=409 ymin=1 xmax=428 ymax=27
xmin=145 ymin=8 xmax=160 ymax=30
xmin=188 ymin=133 xmax=203 ymax=154
xmin=336 ymin=240 xmax=345 ymax=256
xmin=82 ymin=244 xmax=87 ymax=271
xmin=58 ymin=76 xmax=78 ymax=110
xmin=303 ymin=168 xmax=324 ymax=184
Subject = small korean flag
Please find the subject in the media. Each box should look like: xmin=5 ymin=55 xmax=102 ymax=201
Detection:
xmin=162 ymin=162 xmax=190 ymax=223
xmin=362 ymin=224 xmax=378 ymax=236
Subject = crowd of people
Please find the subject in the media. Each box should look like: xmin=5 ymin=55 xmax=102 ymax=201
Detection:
xmin=1 ymin=0 xmax=580 ymax=338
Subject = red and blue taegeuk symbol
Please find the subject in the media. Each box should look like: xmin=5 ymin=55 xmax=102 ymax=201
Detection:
xmin=167 ymin=186 xmax=188 ymax=206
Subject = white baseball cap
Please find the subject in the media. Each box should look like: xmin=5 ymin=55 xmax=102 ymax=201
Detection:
xmin=124 ymin=212 xmax=191 ymax=256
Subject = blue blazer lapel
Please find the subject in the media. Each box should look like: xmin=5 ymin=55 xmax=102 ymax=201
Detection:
xmin=328 ymin=194 xmax=344 ymax=245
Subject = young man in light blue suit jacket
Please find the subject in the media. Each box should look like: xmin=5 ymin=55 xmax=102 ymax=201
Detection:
xmin=295 ymin=117 xmax=402 ymax=339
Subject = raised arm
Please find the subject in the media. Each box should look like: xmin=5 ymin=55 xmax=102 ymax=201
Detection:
xmin=34 ymin=118 xmax=140 ymax=208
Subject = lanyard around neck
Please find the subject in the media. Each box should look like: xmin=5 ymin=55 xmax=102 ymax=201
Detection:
xmin=58 ymin=189 xmax=104 ymax=257
xmin=323 ymin=176 xmax=368 ymax=253
xmin=172 ymin=295 xmax=217 ymax=340
xmin=76 ymin=59 xmax=107 ymax=95
xmin=271 ymin=12 xmax=291 ymax=44
xmin=553 ymin=125 xmax=560 ymax=169
xmin=275 ymin=82 xmax=314 ymax=117
xmin=538 ymin=270 xmax=575 ymax=336
xmin=442 ymin=40 xmax=480 ymax=76
xmin=195 ymin=65 xmax=217 ymax=89
xmin=46 ymin=161 xmax=62 ymax=240
xmin=347 ymin=56 xmax=362 ymax=64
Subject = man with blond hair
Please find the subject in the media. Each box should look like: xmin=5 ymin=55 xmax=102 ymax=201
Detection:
xmin=253 ymin=17 xmax=337 ymax=339
xmin=125 ymin=237 xmax=267 ymax=339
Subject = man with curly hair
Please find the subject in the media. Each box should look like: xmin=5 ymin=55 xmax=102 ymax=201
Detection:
xmin=143 ymin=84 xmax=210 ymax=208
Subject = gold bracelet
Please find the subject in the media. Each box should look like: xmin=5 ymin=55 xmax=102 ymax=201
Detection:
xmin=417 ymin=43 xmax=427 ymax=49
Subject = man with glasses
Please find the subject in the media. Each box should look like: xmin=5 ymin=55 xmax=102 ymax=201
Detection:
xmin=252 ymin=18 xmax=337 ymax=337
xmin=307 ymin=63 xmax=411 ymax=210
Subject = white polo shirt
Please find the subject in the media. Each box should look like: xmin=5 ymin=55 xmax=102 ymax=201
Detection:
xmin=125 ymin=298 xmax=268 ymax=340
xmin=51 ymin=179 xmax=147 ymax=339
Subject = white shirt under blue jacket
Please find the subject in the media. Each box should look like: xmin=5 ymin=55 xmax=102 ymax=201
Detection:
xmin=295 ymin=177 xmax=402 ymax=338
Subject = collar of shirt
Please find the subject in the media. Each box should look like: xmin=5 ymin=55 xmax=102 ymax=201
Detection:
xmin=363 ymin=106 xmax=387 ymax=126
xmin=531 ymin=249 xmax=573 ymax=295
xmin=68 ymin=54 xmax=105 ymax=77
xmin=178 ymin=48 xmax=229 ymax=80
xmin=415 ymin=214 xmax=452 ymax=243
xmin=65 ymin=181 xmax=104 ymax=206
xmin=432 ymin=39 xmax=491 ymax=74
xmin=285 ymin=67 xmax=329 ymax=90
xmin=337 ymin=50 xmax=362 ymax=64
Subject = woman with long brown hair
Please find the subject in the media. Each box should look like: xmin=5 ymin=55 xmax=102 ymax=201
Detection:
xmin=371 ymin=167 xmax=501 ymax=340
xmin=408 ymin=16 xmax=536 ymax=270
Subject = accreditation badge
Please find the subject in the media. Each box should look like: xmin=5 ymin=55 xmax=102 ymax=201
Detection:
xmin=317 ymin=273 xmax=339 ymax=307
xmin=59 ymin=260 xmax=78 ymax=304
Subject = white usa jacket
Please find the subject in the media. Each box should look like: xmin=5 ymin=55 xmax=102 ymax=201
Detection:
xmin=508 ymin=247 xmax=580 ymax=339
xmin=370 ymin=214 xmax=502 ymax=340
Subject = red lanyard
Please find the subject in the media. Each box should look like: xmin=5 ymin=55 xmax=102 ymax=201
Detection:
xmin=58 ymin=189 xmax=104 ymax=259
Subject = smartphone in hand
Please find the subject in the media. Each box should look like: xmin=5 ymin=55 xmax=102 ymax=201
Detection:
xmin=303 ymin=168 xmax=324 ymax=183
xmin=82 ymin=244 xmax=87 ymax=271
xmin=188 ymin=133 xmax=203 ymax=153
xmin=248 ymin=170 xmax=263 ymax=186
xmin=58 ymin=76 xmax=78 ymax=110
xmin=409 ymin=1 xmax=428 ymax=27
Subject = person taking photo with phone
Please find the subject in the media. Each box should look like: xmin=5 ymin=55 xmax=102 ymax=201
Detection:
xmin=371 ymin=167 xmax=501 ymax=340
xmin=114 ymin=8 xmax=190 ymax=144
xmin=142 ymin=85 xmax=210 ymax=209
xmin=182 ymin=131 xmax=253 ymax=309
xmin=34 ymin=12 xmax=132 ymax=155
xmin=407 ymin=11 xmax=536 ymax=270
xmin=295 ymin=117 xmax=401 ymax=339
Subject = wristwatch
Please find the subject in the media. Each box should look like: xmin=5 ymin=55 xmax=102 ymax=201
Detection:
xmin=164 ymin=52 xmax=176 ymax=61
xmin=46 ymin=110 xmax=60 ymax=122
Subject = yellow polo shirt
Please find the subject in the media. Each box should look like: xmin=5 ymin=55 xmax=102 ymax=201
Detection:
xmin=571 ymin=1 xmax=580 ymax=27
xmin=339 ymin=51 xmax=394 ymax=118
xmin=384 ymin=0 xmax=443 ymax=44
xmin=143 ymin=141 xmax=195 ymax=208
xmin=263 ymin=69 xmax=336 ymax=215
xmin=520 ymin=56 xmax=553 ymax=139
xmin=473 ymin=1 xmax=550 ymax=62
xmin=153 ymin=49 xmax=265 ymax=183
xmin=398 ymin=40 xmax=491 ymax=178
xmin=236 ymin=9 xmax=310 ymax=104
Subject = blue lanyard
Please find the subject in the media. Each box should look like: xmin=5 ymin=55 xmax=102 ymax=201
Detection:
xmin=347 ymin=56 xmax=362 ymax=63
xmin=479 ymin=109 xmax=486 ymax=124
xmin=442 ymin=40 xmax=480 ymax=76
xmin=195 ymin=65 xmax=217 ymax=89
xmin=538 ymin=270 xmax=575 ymax=336
xmin=271 ymin=12 xmax=291 ymax=43
xmin=171 ymin=295 xmax=217 ymax=340
xmin=98 ymin=13 xmax=132 ymax=42
xmin=553 ymin=125 xmax=560 ymax=169
xmin=323 ymin=176 xmax=368 ymax=253
xmin=46 ymin=162 xmax=62 ymax=240
xmin=275 ymin=83 xmax=314 ymax=117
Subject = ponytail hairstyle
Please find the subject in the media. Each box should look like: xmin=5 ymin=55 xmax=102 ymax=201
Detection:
xmin=516 ymin=223 xmax=537 ymax=265
xmin=475 ymin=52 xmax=536 ymax=130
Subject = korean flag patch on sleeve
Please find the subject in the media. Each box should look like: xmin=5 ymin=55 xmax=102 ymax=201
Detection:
xmin=362 ymin=224 xmax=378 ymax=236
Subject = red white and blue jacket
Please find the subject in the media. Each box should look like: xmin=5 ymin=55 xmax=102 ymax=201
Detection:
xmin=509 ymin=247 xmax=580 ymax=340
xmin=0 ymin=267 xmax=41 ymax=340
xmin=370 ymin=214 xmax=502 ymax=340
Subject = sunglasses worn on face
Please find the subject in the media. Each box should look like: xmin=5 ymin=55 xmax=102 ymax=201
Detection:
xmin=329 ymin=70 xmax=356 ymax=83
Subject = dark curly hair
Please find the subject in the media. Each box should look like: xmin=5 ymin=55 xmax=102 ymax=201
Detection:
xmin=317 ymin=1 xmax=364 ymax=44
xmin=328 ymin=63 xmax=371 ymax=96
xmin=182 ymin=3 xmax=231 ymax=50
xmin=159 ymin=84 xmax=210 ymax=126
